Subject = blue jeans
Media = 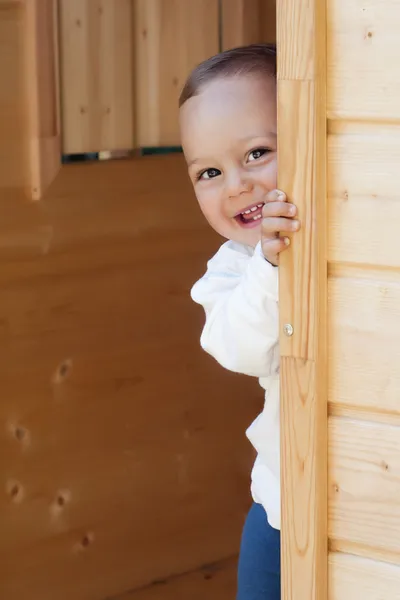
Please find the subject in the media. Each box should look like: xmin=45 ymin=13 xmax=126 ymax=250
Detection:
xmin=237 ymin=503 xmax=281 ymax=600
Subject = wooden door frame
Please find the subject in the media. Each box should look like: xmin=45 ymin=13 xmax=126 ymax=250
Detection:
xmin=277 ymin=0 xmax=328 ymax=599
xmin=24 ymin=4 xmax=329 ymax=599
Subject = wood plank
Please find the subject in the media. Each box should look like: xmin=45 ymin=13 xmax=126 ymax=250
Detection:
xmin=259 ymin=0 xmax=276 ymax=43
xmin=221 ymin=0 xmax=275 ymax=48
xmin=0 ymin=155 xmax=257 ymax=600
xmin=59 ymin=0 xmax=134 ymax=154
xmin=114 ymin=557 xmax=237 ymax=599
xmin=327 ymin=0 xmax=400 ymax=120
xmin=329 ymin=417 xmax=400 ymax=558
xmin=134 ymin=0 xmax=219 ymax=147
xmin=0 ymin=0 xmax=28 ymax=190
xmin=328 ymin=130 xmax=400 ymax=268
xmin=277 ymin=0 xmax=319 ymax=80
xmin=329 ymin=271 xmax=400 ymax=415
xmin=329 ymin=553 xmax=400 ymax=600
xmin=221 ymin=0 xmax=262 ymax=50
xmin=24 ymin=0 xmax=61 ymax=200
xmin=277 ymin=1 xmax=327 ymax=599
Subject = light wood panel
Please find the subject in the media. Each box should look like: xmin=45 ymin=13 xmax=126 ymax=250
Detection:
xmin=0 ymin=156 xmax=257 ymax=600
xmin=329 ymin=269 xmax=400 ymax=415
xmin=59 ymin=0 xmax=134 ymax=154
xmin=277 ymin=0 xmax=327 ymax=599
xmin=114 ymin=557 xmax=236 ymax=599
xmin=221 ymin=0 xmax=262 ymax=49
xmin=327 ymin=0 xmax=400 ymax=120
xmin=328 ymin=128 xmax=400 ymax=268
xmin=1 ymin=7 xmax=257 ymax=596
xmin=329 ymin=417 xmax=400 ymax=557
xmin=134 ymin=0 xmax=219 ymax=147
xmin=221 ymin=0 xmax=276 ymax=48
xmin=24 ymin=0 xmax=60 ymax=200
xmin=329 ymin=553 xmax=400 ymax=600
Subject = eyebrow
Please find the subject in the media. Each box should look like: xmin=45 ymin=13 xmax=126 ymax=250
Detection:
xmin=187 ymin=132 xmax=277 ymax=168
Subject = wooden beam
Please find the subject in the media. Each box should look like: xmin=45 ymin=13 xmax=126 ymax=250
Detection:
xmin=24 ymin=0 xmax=61 ymax=200
xmin=277 ymin=0 xmax=328 ymax=599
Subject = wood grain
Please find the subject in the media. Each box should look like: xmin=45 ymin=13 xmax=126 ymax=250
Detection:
xmin=277 ymin=1 xmax=327 ymax=599
xmin=328 ymin=128 xmax=400 ymax=268
xmin=329 ymin=417 xmax=400 ymax=557
xmin=59 ymin=0 xmax=134 ymax=154
xmin=0 ymin=0 xmax=27 ymax=190
xmin=327 ymin=0 xmax=400 ymax=120
xmin=280 ymin=357 xmax=327 ymax=599
xmin=329 ymin=553 xmax=400 ymax=600
xmin=221 ymin=0 xmax=262 ymax=49
xmin=0 ymin=155 xmax=257 ymax=600
xmin=0 ymin=5 xmax=257 ymax=594
xmin=328 ymin=270 xmax=400 ymax=415
xmin=278 ymin=81 xmax=318 ymax=360
xmin=24 ymin=0 xmax=61 ymax=200
xmin=114 ymin=557 xmax=237 ymax=600
xmin=134 ymin=0 xmax=219 ymax=147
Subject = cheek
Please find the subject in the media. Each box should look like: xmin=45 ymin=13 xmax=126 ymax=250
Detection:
xmin=195 ymin=187 xmax=222 ymax=223
xmin=257 ymin=157 xmax=277 ymax=190
xmin=257 ymin=158 xmax=278 ymax=192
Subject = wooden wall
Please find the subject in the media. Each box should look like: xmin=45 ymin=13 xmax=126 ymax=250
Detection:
xmin=59 ymin=0 xmax=276 ymax=154
xmin=327 ymin=0 xmax=400 ymax=596
xmin=0 ymin=2 xmax=276 ymax=600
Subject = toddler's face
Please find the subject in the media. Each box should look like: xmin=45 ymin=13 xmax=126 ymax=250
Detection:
xmin=180 ymin=75 xmax=277 ymax=247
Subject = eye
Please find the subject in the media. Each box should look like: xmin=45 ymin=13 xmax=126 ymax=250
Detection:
xmin=248 ymin=148 xmax=270 ymax=162
xmin=197 ymin=168 xmax=221 ymax=181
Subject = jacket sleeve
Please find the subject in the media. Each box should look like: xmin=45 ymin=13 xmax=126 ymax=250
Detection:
xmin=191 ymin=241 xmax=279 ymax=378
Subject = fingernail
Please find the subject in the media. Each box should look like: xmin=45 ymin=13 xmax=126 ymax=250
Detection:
xmin=289 ymin=205 xmax=296 ymax=216
xmin=276 ymin=190 xmax=286 ymax=200
xmin=284 ymin=237 xmax=290 ymax=246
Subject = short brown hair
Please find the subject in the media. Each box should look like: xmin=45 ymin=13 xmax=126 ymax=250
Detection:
xmin=179 ymin=43 xmax=276 ymax=108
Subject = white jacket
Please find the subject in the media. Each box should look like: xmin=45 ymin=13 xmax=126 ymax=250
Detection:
xmin=191 ymin=240 xmax=281 ymax=530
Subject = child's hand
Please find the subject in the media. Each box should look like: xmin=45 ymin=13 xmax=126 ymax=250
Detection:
xmin=261 ymin=189 xmax=300 ymax=266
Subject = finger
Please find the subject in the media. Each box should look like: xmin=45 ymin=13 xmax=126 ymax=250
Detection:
xmin=264 ymin=189 xmax=287 ymax=204
xmin=262 ymin=201 xmax=297 ymax=219
xmin=261 ymin=237 xmax=290 ymax=264
xmin=261 ymin=216 xmax=300 ymax=235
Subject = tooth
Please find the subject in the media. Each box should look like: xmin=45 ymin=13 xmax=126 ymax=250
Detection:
xmin=244 ymin=210 xmax=251 ymax=214
xmin=252 ymin=215 xmax=262 ymax=220
xmin=250 ymin=206 xmax=257 ymax=212
xmin=257 ymin=204 xmax=263 ymax=208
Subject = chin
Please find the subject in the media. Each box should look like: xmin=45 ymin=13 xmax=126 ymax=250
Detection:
xmin=227 ymin=230 xmax=260 ymax=249
xmin=215 ymin=221 xmax=261 ymax=248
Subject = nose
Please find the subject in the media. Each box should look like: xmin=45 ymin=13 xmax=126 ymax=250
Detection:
xmin=225 ymin=170 xmax=253 ymax=199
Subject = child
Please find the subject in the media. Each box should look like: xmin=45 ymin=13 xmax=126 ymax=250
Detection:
xmin=179 ymin=44 xmax=300 ymax=599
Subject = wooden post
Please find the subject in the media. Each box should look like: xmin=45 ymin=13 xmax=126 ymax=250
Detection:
xmin=277 ymin=0 xmax=328 ymax=599
xmin=24 ymin=0 xmax=61 ymax=200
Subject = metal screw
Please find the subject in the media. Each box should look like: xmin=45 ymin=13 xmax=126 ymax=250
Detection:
xmin=283 ymin=323 xmax=294 ymax=337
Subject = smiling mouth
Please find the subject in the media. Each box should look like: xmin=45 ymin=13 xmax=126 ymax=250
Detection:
xmin=234 ymin=203 xmax=264 ymax=228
